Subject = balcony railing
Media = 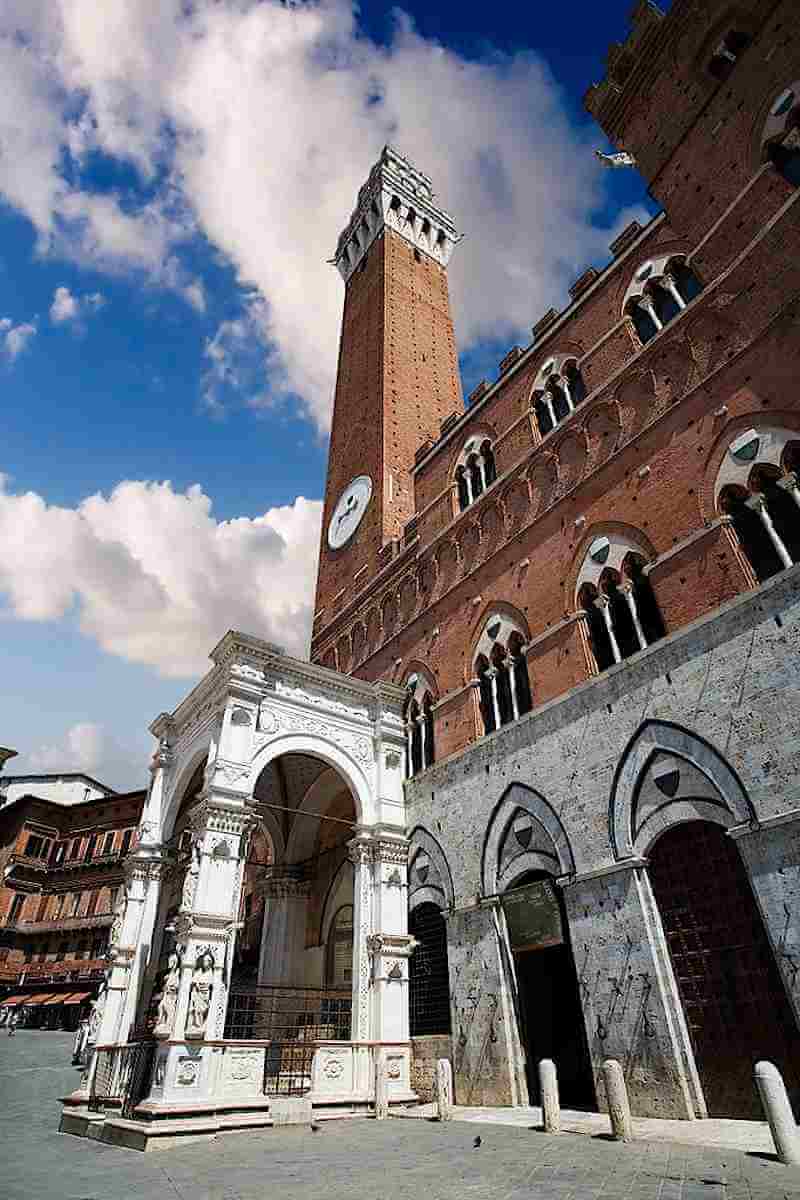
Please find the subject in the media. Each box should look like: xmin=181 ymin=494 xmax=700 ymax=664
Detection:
xmin=0 ymin=958 xmax=107 ymax=985
xmin=0 ymin=913 xmax=114 ymax=935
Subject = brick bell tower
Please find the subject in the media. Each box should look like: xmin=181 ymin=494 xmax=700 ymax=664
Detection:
xmin=312 ymin=146 xmax=463 ymax=653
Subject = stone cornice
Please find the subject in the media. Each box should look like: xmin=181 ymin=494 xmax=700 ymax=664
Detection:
xmin=161 ymin=631 xmax=405 ymax=742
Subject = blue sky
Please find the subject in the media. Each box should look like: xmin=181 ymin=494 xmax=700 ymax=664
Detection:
xmin=0 ymin=0 xmax=657 ymax=788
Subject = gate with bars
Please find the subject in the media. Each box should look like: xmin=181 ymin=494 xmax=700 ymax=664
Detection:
xmin=224 ymin=984 xmax=352 ymax=1096
xmin=88 ymin=1039 xmax=158 ymax=1116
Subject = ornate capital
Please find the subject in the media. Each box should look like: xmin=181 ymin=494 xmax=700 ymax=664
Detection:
xmin=123 ymin=853 xmax=173 ymax=886
xmin=190 ymin=800 xmax=252 ymax=838
xmin=373 ymin=838 xmax=408 ymax=866
xmin=348 ymin=838 xmax=374 ymax=867
xmin=260 ymin=877 xmax=312 ymax=901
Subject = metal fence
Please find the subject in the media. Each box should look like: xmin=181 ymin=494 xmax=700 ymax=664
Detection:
xmin=224 ymin=984 xmax=352 ymax=1096
xmin=88 ymin=1040 xmax=157 ymax=1116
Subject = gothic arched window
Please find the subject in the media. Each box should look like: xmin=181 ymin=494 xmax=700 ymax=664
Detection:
xmin=624 ymin=257 xmax=702 ymax=347
xmin=531 ymin=356 xmax=588 ymax=440
xmin=473 ymin=614 xmax=533 ymax=736
xmin=577 ymin=540 xmax=665 ymax=673
xmin=403 ymin=672 xmax=437 ymax=777
xmin=455 ymin=437 xmax=497 ymax=511
xmin=716 ymin=429 xmax=800 ymax=583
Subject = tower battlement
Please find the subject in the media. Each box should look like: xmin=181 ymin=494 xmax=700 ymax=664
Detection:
xmin=331 ymin=146 xmax=460 ymax=284
xmin=583 ymin=1 xmax=666 ymax=136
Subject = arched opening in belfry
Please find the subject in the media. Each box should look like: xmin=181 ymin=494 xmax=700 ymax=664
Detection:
xmin=501 ymin=869 xmax=595 ymax=1111
xmin=224 ymin=753 xmax=358 ymax=1057
xmin=648 ymin=820 xmax=800 ymax=1120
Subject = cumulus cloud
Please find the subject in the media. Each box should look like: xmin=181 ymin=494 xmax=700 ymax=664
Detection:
xmin=0 ymin=1 xmax=644 ymax=431
xmin=0 ymin=474 xmax=322 ymax=677
xmin=0 ymin=317 xmax=37 ymax=360
xmin=24 ymin=722 xmax=148 ymax=792
xmin=50 ymin=284 xmax=105 ymax=325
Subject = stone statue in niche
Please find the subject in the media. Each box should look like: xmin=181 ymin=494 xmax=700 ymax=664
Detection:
xmin=154 ymin=952 xmax=181 ymax=1037
xmin=186 ymin=952 xmax=214 ymax=1039
xmin=181 ymin=837 xmax=202 ymax=912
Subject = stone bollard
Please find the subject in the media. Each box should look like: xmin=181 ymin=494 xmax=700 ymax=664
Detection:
xmin=755 ymin=1060 xmax=800 ymax=1166
xmin=602 ymin=1059 xmax=634 ymax=1142
xmin=539 ymin=1059 xmax=560 ymax=1133
xmin=375 ymin=1053 xmax=389 ymax=1121
xmin=436 ymin=1058 xmax=453 ymax=1121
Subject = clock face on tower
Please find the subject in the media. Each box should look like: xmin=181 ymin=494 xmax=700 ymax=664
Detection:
xmin=327 ymin=475 xmax=373 ymax=550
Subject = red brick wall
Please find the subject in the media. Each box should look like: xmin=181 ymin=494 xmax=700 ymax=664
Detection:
xmin=310 ymin=0 xmax=800 ymax=765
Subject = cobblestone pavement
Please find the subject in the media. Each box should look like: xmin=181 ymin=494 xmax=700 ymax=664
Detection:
xmin=2 ymin=1033 xmax=800 ymax=1200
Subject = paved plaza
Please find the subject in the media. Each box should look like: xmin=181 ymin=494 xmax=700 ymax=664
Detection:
xmin=2 ymin=1033 xmax=800 ymax=1200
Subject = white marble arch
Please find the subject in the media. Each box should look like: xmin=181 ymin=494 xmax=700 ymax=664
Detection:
xmin=408 ymin=826 xmax=454 ymax=913
xmin=609 ymin=719 xmax=755 ymax=859
xmin=155 ymin=744 xmax=209 ymax=845
xmin=481 ymin=783 xmax=576 ymax=897
xmin=247 ymin=732 xmax=374 ymax=831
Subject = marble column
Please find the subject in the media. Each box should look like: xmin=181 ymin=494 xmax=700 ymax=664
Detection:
xmin=257 ymin=876 xmax=313 ymax=987
xmin=595 ymin=595 xmax=622 ymax=664
xmin=623 ymin=586 xmax=647 ymax=651
xmin=171 ymin=798 xmax=251 ymax=1043
xmin=746 ymin=493 xmax=793 ymax=568
xmin=368 ymin=836 xmax=414 ymax=1046
xmin=96 ymin=853 xmax=172 ymax=1049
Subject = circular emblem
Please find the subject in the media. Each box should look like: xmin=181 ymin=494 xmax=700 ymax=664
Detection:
xmin=328 ymin=476 xmax=373 ymax=550
xmin=323 ymin=1056 xmax=345 ymax=1079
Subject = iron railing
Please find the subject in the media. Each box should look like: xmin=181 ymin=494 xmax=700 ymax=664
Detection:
xmin=88 ymin=1040 xmax=157 ymax=1116
xmin=224 ymin=984 xmax=352 ymax=1097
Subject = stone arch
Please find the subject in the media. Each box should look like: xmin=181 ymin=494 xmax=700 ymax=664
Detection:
xmin=481 ymin=782 xmax=576 ymax=897
xmin=446 ymin=421 xmax=497 ymax=477
xmin=160 ymin=743 xmax=211 ymax=843
xmin=567 ymin=521 xmax=657 ymax=608
xmin=609 ymin=719 xmax=755 ymax=860
xmin=469 ymin=599 xmax=530 ymax=664
xmin=408 ymin=826 xmax=454 ymax=912
xmin=707 ymin=417 xmax=800 ymax=510
xmin=247 ymin=732 xmax=373 ymax=835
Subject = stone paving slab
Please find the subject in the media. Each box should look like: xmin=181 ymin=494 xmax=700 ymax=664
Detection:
xmin=452 ymin=1105 xmax=778 ymax=1156
xmin=2 ymin=1033 xmax=800 ymax=1200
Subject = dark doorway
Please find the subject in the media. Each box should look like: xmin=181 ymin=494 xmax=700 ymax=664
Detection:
xmin=502 ymin=874 xmax=595 ymax=1110
xmin=649 ymin=820 xmax=800 ymax=1119
xmin=409 ymin=903 xmax=451 ymax=1037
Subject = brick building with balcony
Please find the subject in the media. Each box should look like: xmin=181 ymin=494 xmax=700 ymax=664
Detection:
xmin=0 ymin=772 xmax=145 ymax=1029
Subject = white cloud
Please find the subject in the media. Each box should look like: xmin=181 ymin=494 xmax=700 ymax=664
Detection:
xmin=0 ymin=1 xmax=646 ymax=431
xmin=24 ymin=721 xmax=148 ymax=793
xmin=50 ymin=284 xmax=106 ymax=325
xmin=0 ymin=317 xmax=37 ymax=360
xmin=182 ymin=279 xmax=206 ymax=313
xmin=0 ymin=474 xmax=322 ymax=677
xmin=50 ymin=285 xmax=78 ymax=323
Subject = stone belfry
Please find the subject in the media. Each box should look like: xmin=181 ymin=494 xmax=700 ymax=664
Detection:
xmin=312 ymin=147 xmax=463 ymax=651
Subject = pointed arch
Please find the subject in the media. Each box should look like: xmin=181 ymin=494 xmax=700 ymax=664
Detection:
xmin=609 ymin=719 xmax=755 ymax=859
xmin=481 ymin=783 xmax=576 ymax=897
xmin=408 ymin=825 xmax=454 ymax=912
